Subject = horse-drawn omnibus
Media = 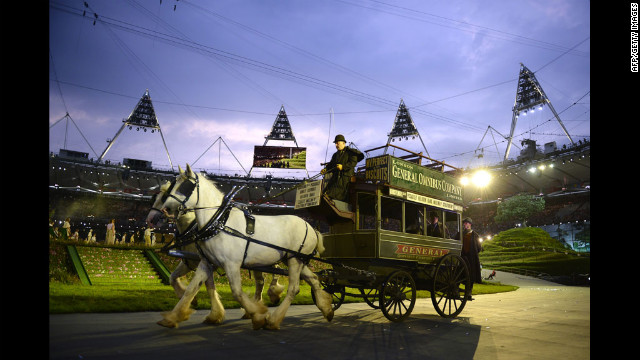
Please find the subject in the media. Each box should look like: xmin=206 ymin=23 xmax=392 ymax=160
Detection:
xmin=148 ymin=145 xmax=470 ymax=329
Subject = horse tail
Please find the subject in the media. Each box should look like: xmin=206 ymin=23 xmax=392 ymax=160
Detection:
xmin=313 ymin=228 xmax=325 ymax=255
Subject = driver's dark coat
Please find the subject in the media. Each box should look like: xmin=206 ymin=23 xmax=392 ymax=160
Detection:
xmin=323 ymin=148 xmax=361 ymax=202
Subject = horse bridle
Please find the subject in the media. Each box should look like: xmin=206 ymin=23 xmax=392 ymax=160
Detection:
xmin=151 ymin=173 xmax=200 ymax=217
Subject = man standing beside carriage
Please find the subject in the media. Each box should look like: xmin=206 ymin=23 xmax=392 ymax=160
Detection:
xmin=321 ymin=134 xmax=364 ymax=203
xmin=455 ymin=217 xmax=483 ymax=300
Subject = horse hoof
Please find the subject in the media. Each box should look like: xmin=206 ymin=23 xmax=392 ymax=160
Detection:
xmin=241 ymin=312 xmax=251 ymax=319
xmin=326 ymin=310 xmax=334 ymax=322
xmin=267 ymin=286 xmax=284 ymax=305
xmin=202 ymin=316 xmax=224 ymax=325
xmin=252 ymin=318 xmax=266 ymax=330
xmin=267 ymin=292 xmax=281 ymax=305
xmin=251 ymin=312 xmax=268 ymax=330
xmin=264 ymin=322 xmax=280 ymax=330
xmin=157 ymin=319 xmax=178 ymax=328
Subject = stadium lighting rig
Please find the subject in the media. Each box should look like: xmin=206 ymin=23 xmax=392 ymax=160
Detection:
xmin=460 ymin=169 xmax=492 ymax=188
xmin=383 ymin=99 xmax=430 ymax=157
xmin=503 ymin=63 xmax=574 ymax=164
xmin=97 ymin=89 xmax=174 ymax=170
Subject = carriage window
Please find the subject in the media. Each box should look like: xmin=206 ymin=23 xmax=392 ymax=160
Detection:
xmin=445 ymin=211 xmax=460 ymax=240
xmin=357 ymin=193 xmax=377 ymax=230
xmin=405 ymin=202 xmax=425 ymax=235
xmin=426 ymin=208 xmax=444 ymax=238
xmin=381 ymin=196 xmax=402 ymax=232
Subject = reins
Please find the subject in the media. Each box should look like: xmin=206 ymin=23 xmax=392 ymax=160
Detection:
xmin=254 ymin=167 xmax=333 ymax=204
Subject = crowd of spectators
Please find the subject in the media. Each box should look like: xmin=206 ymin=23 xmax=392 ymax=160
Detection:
xmin=49 ymin=189 xmax=169 ymax=245
xmin=50 ymin=180 xmax=588 ymax=247
xmin=49 ymin=187 xmax=317 ymax=245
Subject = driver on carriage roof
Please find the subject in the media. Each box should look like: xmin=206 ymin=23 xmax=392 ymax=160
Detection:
xmin=321 ymin=134 xmax=364 ymax=202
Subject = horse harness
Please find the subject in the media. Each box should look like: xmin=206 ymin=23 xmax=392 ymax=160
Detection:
xmin=159 ymin=174 xmax=316 ymax=270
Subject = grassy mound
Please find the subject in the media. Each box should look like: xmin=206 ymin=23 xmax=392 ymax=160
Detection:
xmin=479 ymin=227 xmax=589 ymax=276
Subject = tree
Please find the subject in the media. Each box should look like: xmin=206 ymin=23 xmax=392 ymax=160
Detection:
xmin=494 ymin=193 xmax=545 ymax=227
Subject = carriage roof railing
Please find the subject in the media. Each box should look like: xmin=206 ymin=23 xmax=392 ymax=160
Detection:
xmin=359 ymin=144 xmax=462 ymax=174
xmin=352 ymin=144 xmax=465 ymax=208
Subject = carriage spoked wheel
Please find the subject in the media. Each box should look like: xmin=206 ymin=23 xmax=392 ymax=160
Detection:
xmin=312 ymin=270 xmax=345 ymax=311
xmin=360 ymin=287 xmax=381 ymax=309
xmin=379 ymin=270 xmax=416 ymax=322
xmin=431 ymin=254 xmax=471 ymax=318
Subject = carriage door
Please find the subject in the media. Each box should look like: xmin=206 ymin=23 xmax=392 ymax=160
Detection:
xmin=444 ymin=210 xmax=461 ymax=240
xmin=357 ymin=192 xmax=377 ymax=230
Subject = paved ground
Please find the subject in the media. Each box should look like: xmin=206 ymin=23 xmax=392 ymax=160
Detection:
xmin=49 ymin=270 xmax=590 ymax=359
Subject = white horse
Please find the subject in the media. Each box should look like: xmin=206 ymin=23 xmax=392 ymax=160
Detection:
xmin=154 ymin=189 xmax=285 ymax=317
xmin=146 ymin=164 xmax=333 ymax=330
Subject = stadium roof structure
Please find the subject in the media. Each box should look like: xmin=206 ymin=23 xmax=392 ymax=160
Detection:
xmin=50 ymin=137 xmax=590 ymax=209
xmin=463 ymin=140 xmax=590 ymax=204
xmin=49 ymin=155 xmax=299 ymax=208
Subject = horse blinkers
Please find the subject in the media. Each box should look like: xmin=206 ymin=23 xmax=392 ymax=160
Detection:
xmin=154 ymin=175 xmax=199 ymax=216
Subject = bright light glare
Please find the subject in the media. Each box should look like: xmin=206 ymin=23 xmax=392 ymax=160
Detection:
xmin=460 ymin=176 xmax=469 ymax=186
xmin=472 ymin=170 xmax=491 ymax=187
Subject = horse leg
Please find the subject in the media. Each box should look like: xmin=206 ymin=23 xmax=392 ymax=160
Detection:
xmin=241 ymin=271 xmax=266 ymax=319
xmin=264 ymin=259 xmax=303 ymax=330
xmin=267 ymin=266 xmax=285 ymax=305
xmin=157 ymin=261 xmax=211 ymax=328
xmin=226 ymin=267 xmax=268 ymax=330
xmin=170 ymin=261 xmax=189 ymax=298
xmin=202 ymin=270 xmax=225 ymax=325
xmin=300 ymin=264 xmax=334 ymax=322
xmin=170 ymin=261 xmax=200 ymax=307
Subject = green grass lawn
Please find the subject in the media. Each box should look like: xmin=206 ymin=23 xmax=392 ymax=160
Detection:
xmin=49 ymin=280 xmax=517 ymax=314
xmin=55 ymin=227 xmax=595 ymax=315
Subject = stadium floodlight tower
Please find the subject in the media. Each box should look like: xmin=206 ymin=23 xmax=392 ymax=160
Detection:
xmin=383 ymin=99 xmax=430 ymax=157
xmin=97 ymin=89 xmax=174 ymax=171
xmin=503 ymin=63 xmax=574 ymax=164
xmin=263 ymin=105 xmax=299 ymax=147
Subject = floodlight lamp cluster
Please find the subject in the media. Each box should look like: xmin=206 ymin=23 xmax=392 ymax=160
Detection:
xmin=516 ymin=103 xmax=544 ymax=117
xmin=460 ymin=169 xmax=491 ymax=188
xmin=127 ymin=125 xmax=155 ymax=133
xmin=390 ymin=135 xmax=417 ymax=142
xmin=528 ymin=162 xmax=554 ymax=174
